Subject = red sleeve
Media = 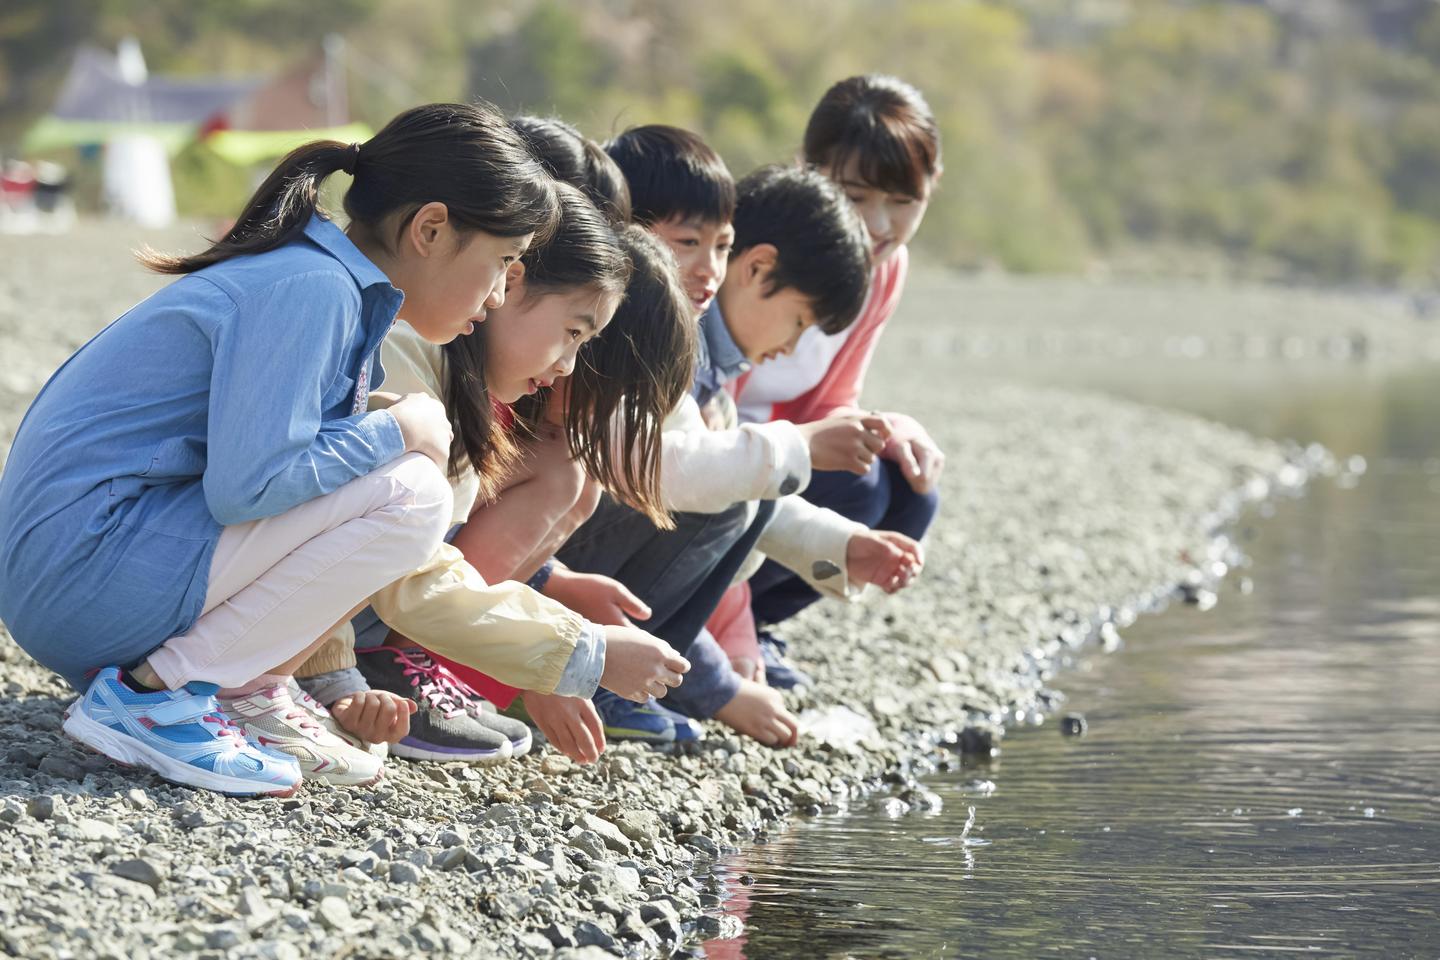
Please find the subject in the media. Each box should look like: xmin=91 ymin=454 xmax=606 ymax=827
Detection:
xmin=770 ymin=246 xmax=909 ymax=424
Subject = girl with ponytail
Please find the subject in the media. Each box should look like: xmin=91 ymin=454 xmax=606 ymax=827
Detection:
xmin=0 ymin=102 xmax=687 ymax=796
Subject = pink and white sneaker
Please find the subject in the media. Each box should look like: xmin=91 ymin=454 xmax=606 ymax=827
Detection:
xmin=220 ymin=682 xmax=385 ymax=787
xmin=286 ymin=679 xmax=389 ymax=760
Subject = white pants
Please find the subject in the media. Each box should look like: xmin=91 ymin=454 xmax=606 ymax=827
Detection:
xmin=147 ymin=454 xmax=451 ymax=690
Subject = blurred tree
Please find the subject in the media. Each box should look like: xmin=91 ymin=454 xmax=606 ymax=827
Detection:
xmin=4 ymin=0 xmax=1439 ymax=285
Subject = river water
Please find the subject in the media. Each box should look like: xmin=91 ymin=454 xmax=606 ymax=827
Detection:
xmin=705 ymin=357 xmax=1440 ymax=958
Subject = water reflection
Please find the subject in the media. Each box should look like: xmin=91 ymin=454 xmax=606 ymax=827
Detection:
xmin=705 ymin=362 xmax=1440 ymax=958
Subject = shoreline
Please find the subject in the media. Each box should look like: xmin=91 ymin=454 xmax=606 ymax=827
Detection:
xmin=0 ymin=384 xmax=1298 ymax=960
xmin=0 ymin=227 xmax=1308 ymax=958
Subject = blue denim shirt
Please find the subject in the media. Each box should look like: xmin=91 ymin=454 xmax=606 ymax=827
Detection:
xmin=0 ymin=214 xmax=405 ymax=688
xmin=691 ymin=299 xmax=751 ymax=409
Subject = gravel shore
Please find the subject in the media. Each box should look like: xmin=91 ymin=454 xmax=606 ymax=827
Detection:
xmin=0 ymin=224 xmax=1303 ymax=959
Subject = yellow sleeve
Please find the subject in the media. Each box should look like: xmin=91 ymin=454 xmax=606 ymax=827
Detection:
xmin=375 ymin=325 xmax=479 ymax=524
xmin=378 ymin=325 xmax=446 ymax=400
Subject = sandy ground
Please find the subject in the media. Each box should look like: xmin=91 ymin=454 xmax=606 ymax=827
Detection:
xmin=0 ymin=222 xmax=1320 ymax=959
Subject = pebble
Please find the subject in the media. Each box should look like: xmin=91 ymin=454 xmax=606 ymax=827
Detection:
xmin=1060 ymin=713 xmax=1088 ymax=736
xmin=388 ymin=861 xmax=423 ymax=885
xmin=315 ymin=896 xmax=354 ymax=932
xmin=108 ymin=858 xmax=164 ymax=890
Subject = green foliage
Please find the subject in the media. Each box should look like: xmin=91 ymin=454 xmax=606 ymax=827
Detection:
xmin=7 ymin=0 xmax=1440 ymax=285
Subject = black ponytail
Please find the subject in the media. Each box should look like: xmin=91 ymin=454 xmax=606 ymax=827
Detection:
xmin=143 ymin=101 xmax=560 ymax=275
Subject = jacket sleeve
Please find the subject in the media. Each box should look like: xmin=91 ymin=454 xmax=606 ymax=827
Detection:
xmin=755 ymin=495 xmax=865 ymax=601
xmin=659 ymin=396 xmax=813 ymax=514
xmin=368 ymin=542 xmax=588 ymax=694
xmin=203 ymin=272 xmax=404 ymax=525
xmin=376 ymin=326 xmax=446 ymax=399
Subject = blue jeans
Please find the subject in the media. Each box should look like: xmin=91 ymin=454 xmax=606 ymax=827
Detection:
xmin=750 ymin=458 xmax=939 ymax=628
xmin=557 ymin=497 xmax=778 ymax=716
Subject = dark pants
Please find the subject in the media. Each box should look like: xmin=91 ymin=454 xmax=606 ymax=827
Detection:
xmin=557 ymin=496 xmax=778 ymax=716
xmin=749 ymin=458 xmax=939 ymax=628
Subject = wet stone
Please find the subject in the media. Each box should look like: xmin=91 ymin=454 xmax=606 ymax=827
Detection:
xmin=1060 ymin=713 xmax=1088 ymax=736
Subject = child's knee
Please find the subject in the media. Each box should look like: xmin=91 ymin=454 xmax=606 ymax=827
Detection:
xmin=893 ymin=484 xmax=940 ymax=539
xmin=382 ymin=454 xmax=453 ymax=545
xmin=540 ymin=457 xmax=588 ymax=509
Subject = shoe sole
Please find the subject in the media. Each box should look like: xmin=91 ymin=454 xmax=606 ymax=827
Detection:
xmin=63 ymin=709 xmax=298 ymax=797
xmin=508 ymin=729 xmax=533 ymax=758
xmin=601 ymin=726 xmax=677 ymax=745
xmin=390 ymin=737 xmax=512 ymax=765
xmin=299 ymin=760 xmax=385 ymax=788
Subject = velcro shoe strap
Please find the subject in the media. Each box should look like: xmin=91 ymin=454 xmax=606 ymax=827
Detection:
xmin=141 ymin=695 xmax=218 ymax=726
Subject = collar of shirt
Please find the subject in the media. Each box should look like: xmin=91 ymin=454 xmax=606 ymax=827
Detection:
xmin=696 ymin=298 xmax=751 ymax=391
xmin=302 ymin=214 xmax=405 ymax=397
xmin=302 ymin=214 xmax=395 ymax=293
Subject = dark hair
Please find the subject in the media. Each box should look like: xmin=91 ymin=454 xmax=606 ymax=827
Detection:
xmin=142 ymin=101 xmax=560 ymax=274
xmin=563 ymin=226 xmax=695 ymax=529
xmin=803 ymin=74 xmax=942 ymax=199
xmin=511 ymin=115 xmax=632 ymax=225
xmin=604 ymin=125 xmax=735 ymax=228
xmin=731 ymin=165 xmax=871 ymax=335
xmin=446 ymin=183 xmax=628 ymax=495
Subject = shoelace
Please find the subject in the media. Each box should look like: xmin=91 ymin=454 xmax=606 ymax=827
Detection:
xmin=201 ymin=711 xmax=251 ymax=746
xmin=432 ymin=661 xmax=495 ymax=718
xmin=246 ymin=684 xmax=325 ymax=738
xmin=393 ymin=648 xmax=470 ymax=720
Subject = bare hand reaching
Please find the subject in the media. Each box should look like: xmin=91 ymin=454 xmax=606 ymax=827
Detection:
xmin=520 ymin=690 xmax=606 ymax=764
xmin=599 ymin=625 xmax=690 ymax=703
xmin=799 ymin=413 xmax=891 ymax=475
xmin=845 ymin=529 xmax=924 ymax=593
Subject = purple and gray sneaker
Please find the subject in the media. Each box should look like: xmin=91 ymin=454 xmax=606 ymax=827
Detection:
xmin=354 ymin=646 xmax=511 ymax=764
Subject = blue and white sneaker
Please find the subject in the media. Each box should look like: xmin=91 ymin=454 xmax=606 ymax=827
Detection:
xmin=62 ymin=667 xmax=301 ymax=796
xmin=593 ymin=690 xmax=705 ymax=744
xmin=647 ymin=696 xmax=705 ymax=743
xmin=758 ymin=631 xmax=813 ymax=690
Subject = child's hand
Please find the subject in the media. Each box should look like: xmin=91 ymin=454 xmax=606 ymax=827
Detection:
xmin=520 ymin=690 xmax=605 ymax=764
xmin=881 ymin=413 xmax=945 ymax=494
xmin=329 ymin=689 xmax=417 ymax=745
xmin=799 ymin=413 xmax=891 ymax=475
xmin=730 ymin=654 xmax=765 ymax=683
xmin=845 ymin=529 xmax=924 ymax=593
xmin=712 ymin=677 xmax=799 ymax=747
xmin=544 ymin=568 xmax=652 ymax=626
xmin=599 ymin=625 xmax=690 ymax=703
xmin=389 ymin=393 xmax=453 ymax=469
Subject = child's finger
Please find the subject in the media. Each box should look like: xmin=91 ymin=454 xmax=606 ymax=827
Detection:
xmin=899 ymin=441 xmax=922 ymax=480
xmin=773 ymin=714 xmax=799 ymax=748
xmin=615 ymin=585 xmax=652 ymax=622
xmin=567 ymin=715 xmax=600 ymax=765
xmin=860 ymin=413 xmax=892 ymax=440
xmin=580 ymin=702 xmax=606 ymax=759
xmin=390 ymin=708 xmax=411 ymax=742
xmin=665 ymin=652 xmax=691 ymax=675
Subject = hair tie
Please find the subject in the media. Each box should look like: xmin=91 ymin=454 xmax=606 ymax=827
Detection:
xmin=341 ymin=142 xmax=362 ymax=176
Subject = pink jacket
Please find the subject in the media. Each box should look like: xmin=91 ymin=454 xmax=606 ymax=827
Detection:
xmin=735 ymin=245 xmax=909 ymax=425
